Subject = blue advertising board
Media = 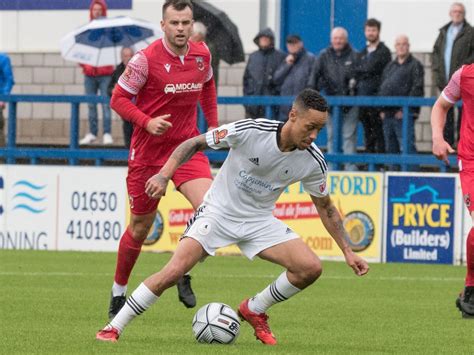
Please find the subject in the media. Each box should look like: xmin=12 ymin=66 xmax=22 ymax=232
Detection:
xmin=0 ymin=1 xmax=132 ymax=10
xmin=385 ymin=175 xmax=456 ymax=264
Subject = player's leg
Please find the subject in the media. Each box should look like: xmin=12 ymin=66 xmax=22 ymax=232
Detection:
xmin=457 ymin=165 xmax=474 ymax=318
xmin=173 ymin=153 xmax=214 ymax=308
xmin=97 ymin=238 xmax=207 ymax=342
xmin=109 ymin=166 xmax=160 ymax=319
xmin=237 ymin=219 xmax=320 ymax=345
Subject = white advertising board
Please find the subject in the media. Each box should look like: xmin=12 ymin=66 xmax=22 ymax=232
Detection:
xmin=56 ymin=167 xmax=127 ymax=251
xmin=0 ymin=165 xmax=58 ymax=250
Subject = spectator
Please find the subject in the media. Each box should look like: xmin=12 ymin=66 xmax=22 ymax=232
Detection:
xmin=79 ymin=0 xmax=115 ymax=145
xmin=378 ymin=35 xmax=424 ymax=170
xmin=307 ymin=27 xmax=358 ymax=171
xmin=432 ymin=2 xmax=474 ymax=146
xmin=354 ymin=18 xmax=391 ymax=154
xmin=190 ymin=21 xmax=220 ymax=89
xmin=0 ymin=53 xmax=14 ymax=147
xmin=243 ymin=28 xmax=286 ymax=119
xmin=273 ymin=34 xmax=315 ymax=122
xmin=108 ymin=47 xmax=134 ymax=149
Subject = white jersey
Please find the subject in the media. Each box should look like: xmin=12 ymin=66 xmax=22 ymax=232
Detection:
xmin=204 ymin=119 xmax=329 ymax=221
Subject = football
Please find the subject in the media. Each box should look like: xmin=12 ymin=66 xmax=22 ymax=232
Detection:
xmin=192 ymin=302 xmax=240 ymax=344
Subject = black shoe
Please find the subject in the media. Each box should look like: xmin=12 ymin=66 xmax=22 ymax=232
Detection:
xmin=108 ymin=293 xmax=126 ymax=320
xmin=456 ymin=287 xmax=474 ymax=319
xmin=177 ymin=274 xmax=196 ymax=308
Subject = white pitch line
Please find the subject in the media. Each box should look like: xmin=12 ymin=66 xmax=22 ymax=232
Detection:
xmin=0 ymin=271 xmax=463 ymax=282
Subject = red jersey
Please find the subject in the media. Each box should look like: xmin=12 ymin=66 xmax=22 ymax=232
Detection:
xmin=111 ymin=38 xmax=218 ymax=166
xmin=442 ymin=64 xmax=474 ymax=161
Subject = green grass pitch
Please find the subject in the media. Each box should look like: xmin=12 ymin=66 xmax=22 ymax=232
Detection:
xmin=0 ymin=250 xmax=471 ymax=354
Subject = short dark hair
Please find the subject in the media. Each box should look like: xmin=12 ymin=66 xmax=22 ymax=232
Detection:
xmin=294 ymin=89 xmax=328 ymax=112
xmin=365 ymin=18 xmax=381 ymax=30
xmin=162 ymin=0 xmax=193 ymax=17
xmin=286 ymin=34 xmax=302 ymax=44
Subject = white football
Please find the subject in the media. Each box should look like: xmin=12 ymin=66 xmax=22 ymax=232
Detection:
xmin=192 ymin=302 xmax=240 ymax=344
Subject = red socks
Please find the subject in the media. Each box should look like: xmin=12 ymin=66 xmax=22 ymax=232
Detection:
xmin=466 ymin=228 xmax=474 ymax=287
xmin=114 ymin=228 xmax=144 ymax=286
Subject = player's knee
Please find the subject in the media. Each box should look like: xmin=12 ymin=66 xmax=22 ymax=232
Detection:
xmin=298 ymin=260 xmax=322 ymax=286
xmin=161 ymin=264 xmax=186 ymax=287
xmin=129 ymin=222 xmax=153 ymax=241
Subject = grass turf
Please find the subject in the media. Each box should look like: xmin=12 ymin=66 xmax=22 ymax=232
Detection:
xmin=0 ymin=250 xmax=471 ymax=354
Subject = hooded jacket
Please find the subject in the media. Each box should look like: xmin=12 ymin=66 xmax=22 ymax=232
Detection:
xmin=243 ymin=28 xmax=286 ymax=97
xmin=432 ymin=20 xmax=474 ymax=90
xmin=81 ymin=0 xmax=114 ymax=77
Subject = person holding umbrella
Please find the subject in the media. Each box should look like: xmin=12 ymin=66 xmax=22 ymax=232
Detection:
xmin=79 ymin=0 xmax=114 ymax=145
xmin=104 ymin=0 xmax=218 ymax=320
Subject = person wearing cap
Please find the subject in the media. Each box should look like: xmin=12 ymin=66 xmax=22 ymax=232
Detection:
xmin=273 ymin=34 xmax=315 ymax=122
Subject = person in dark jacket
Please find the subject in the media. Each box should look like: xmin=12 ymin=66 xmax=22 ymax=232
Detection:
xmin=432 ymin=2 xmax=474 ymax=146
xmin=354 ymin=18 xmax=392 ymax=154
xmin=273 ymin=34 xmax=315 ymax=122
xmin=378 ymin=35 xmax=424 ymax=170
xmin=190 ymin=21 xmax=220 ymax=90
xmin=243 ymin=28 xmax=286 ymax=119
xmin=307 ymin=27 xmax=358 ymax=171
xmin=107 ymin=47 xmax=134 ymax=148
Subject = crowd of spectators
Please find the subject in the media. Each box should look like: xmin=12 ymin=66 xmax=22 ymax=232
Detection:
xmin=243 ymin=2 xmax=474 ymax=170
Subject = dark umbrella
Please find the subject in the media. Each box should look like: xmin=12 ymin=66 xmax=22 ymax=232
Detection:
xmin=192 ymin=1 xmax=245 ymax=64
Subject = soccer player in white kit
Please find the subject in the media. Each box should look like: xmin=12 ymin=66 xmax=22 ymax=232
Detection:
xmin=96 ymin=89 xmax=370 ymax=345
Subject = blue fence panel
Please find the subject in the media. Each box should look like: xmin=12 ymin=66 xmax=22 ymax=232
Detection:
xmin=0 ymin=94 xmax=459 ymax=171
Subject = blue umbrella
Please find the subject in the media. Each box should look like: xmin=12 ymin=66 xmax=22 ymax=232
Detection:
xmin=60 ymin=16 xmax=162 ymax=66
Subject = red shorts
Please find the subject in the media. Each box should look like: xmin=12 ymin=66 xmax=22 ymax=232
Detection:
xmin=459 ymin=158 xmax=474 ymax=212
xmin=126 ymin=152 xmax=212 ymax=215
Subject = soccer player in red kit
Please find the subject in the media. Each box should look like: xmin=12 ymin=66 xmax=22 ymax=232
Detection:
xmin=432 ymin=63 xmax=474 ymax=318
xmin=107 ymin=0 xmax=218 ymax=318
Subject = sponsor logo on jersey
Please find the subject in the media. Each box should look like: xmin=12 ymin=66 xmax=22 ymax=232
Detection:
xmin=196 ymin=56 xmax=205 ymax=71
xmin=213 ymin=129 xmax=228 ymax=144
xmin=248 ymin=157 xmax=259 ymax=166
xmin=464 ymin=193 xmax=471 ymax=208
xmin=164 ymin=82 xmax=203 ymax=94
xmin=164 ymin=63 xmax=171 ymax=73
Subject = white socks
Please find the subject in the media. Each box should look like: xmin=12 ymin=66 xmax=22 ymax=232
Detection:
xmin=112 ymin=281 xmax=127 ymax=297
xmin=248 ymin=272 xmax=301 ymax=314
xmin=109 ymin=283 xmax=159 ymax=333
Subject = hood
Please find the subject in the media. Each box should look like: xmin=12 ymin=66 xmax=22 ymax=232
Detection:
xmin=253 ymin=27 xmax=275 ymax=46
xmin=89 ymin=0 xmax=108 ymax=20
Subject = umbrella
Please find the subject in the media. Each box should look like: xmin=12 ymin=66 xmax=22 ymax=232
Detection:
xmin=192 ymin=1 xmax=245 ymax=65
xmin=60 ymin=16 xmax=163 ymax=66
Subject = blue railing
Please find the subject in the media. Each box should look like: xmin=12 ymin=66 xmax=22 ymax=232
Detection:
xmin=0 ymin=94 xmax=458 ymax=171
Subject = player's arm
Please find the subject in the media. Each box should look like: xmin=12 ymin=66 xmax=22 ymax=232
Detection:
xmin=199 ymin=64 xmax=218 ymax=130
xmin=431 ymin=95 xmax=455 ymax=164
xmin=311 ymin=194 xmax=369 ymax=276
xmin=145 ymin=134 xmax=209 ymax=199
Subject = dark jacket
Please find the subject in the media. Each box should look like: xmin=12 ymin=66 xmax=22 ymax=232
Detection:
xmin=353 ymin=41 xmax=391 ymax=95
xmin=307 ymin=45 xmax=357 ymax=96
xmin=107 ymin=62 xmax=126 ymax=97
xmin=378 ymin=54 xmax=424 ymax=117
xmin=243 ymin=28 xmax=286 ymax=117
xmin=432 ymin=20 xmax=474 ymax=90
xmin=273 ymin=48 xmax=315 ymax=120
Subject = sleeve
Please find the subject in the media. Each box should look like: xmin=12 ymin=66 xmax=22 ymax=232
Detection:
xmin=199 ymin=76 xmax=218 ymax=128
xmin=301 ymin=171 xmax=328 ymax=197
xmin=431 ymin=34 xmax=442 ymax=88
xmin=117 ymin=52 xmax=148 ymax=95
xmin=110 ymin=85 xmax=151 ymax=128
xmin=272 ymin=62 xmax=292 ymax=86
xmin=442 ymin=66 xmax=462 ymax=104
xmin=306 ymin=56 xmax=321 ymax=89
xmin=1 ymin=56 xmax=14 ymax=95
xmin=205 ymin=120 xmax=251 ymax=149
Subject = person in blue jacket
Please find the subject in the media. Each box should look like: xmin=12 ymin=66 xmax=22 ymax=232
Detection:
xmin=0 ymin=53 xmax=14 ymax=147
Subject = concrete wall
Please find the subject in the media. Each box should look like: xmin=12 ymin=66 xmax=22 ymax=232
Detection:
xmin=10 ymin=51 xmax=436 ymax=152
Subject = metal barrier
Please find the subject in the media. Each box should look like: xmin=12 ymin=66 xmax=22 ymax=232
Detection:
xmin=0 ymin=94 xmax=458 ymax=171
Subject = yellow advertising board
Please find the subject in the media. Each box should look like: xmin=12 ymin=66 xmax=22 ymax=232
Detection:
xmin=140 ymin=172 xmax=383 ymax=262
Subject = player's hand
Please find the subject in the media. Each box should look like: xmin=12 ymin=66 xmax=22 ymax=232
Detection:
xmin=145 ymin=173 xmax=169 ymax=199
xmin=146 ymin=114 xmax=172 ymax=136
xmin=343 ymin=248 xmax=369 ymax=276
xmin=432 ymin=137 xmax=455 ymax=165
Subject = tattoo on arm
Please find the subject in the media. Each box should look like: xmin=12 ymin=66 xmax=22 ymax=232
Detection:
xmin=170 ymin=134 xmax=208 ymax=166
